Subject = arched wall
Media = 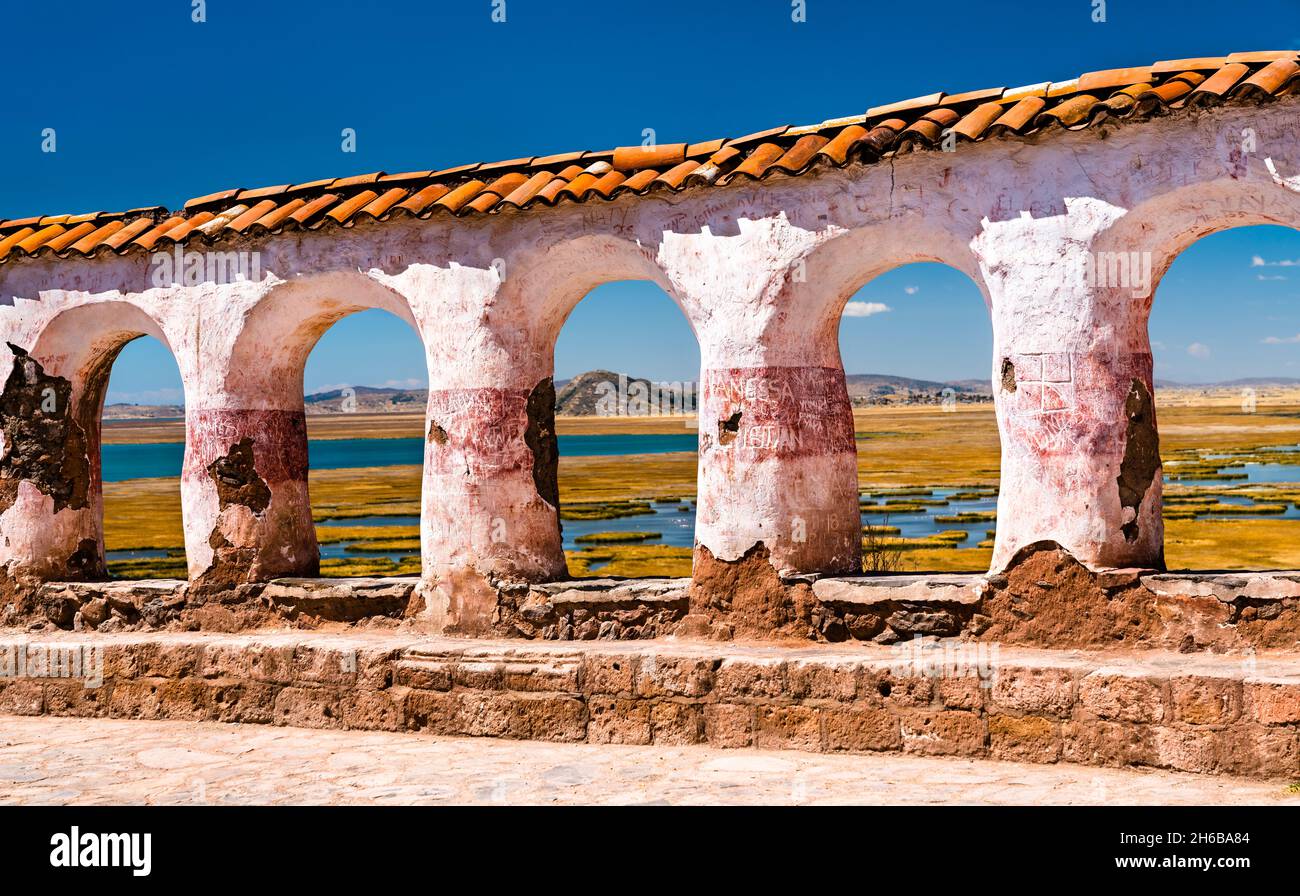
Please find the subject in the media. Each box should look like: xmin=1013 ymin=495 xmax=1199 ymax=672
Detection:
xmin=0 ymin=94 xmax=1295 ymax=633
xmin=184 ymin=271 xmax=428 ymax=585
xmin=0 ymin=301 xmax=180 ymax=581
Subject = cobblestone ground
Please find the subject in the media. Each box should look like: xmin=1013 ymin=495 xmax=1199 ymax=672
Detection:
xmin=1 ymin=716 xmax=1297 ymax=805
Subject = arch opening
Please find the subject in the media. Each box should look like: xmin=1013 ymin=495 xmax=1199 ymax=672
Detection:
xmin=301 ymin=307 xmax=429 ymax=579
xmin=550 ymin=279 xmax=701 ymax=582
xmin=1150 ymin=223 xmax=1300 ymax=571
xmin=836 ymin=262 xmax=999 ymax=573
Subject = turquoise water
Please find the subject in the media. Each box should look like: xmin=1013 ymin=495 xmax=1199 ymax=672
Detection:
xmin=101 ymin=433 xmax=700 ymax=482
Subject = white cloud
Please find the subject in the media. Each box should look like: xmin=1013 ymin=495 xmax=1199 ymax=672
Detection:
xmin=1252 ymin=255 xmax=1300 ymax=267
xmin=1262 ymin=333 xmax=1300 ymax=344
xmin=1257 ymin=274 xmax=1288 ymax=281
xmin=1187 ymin=342 xmax=1211 ymax=359
xmin=1150 ymin=340 xmax=1166 ymax=351
xmin=903 ymin=285 xmax=919 ymax=295
xmin=842 ymin=301 xmax=892 ymax=318
xmin=380 ymin=377 xmax=427 ymax=389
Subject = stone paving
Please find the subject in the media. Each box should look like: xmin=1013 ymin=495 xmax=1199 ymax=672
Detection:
xmin=1 ymin=716 xmax=1296 ymax=805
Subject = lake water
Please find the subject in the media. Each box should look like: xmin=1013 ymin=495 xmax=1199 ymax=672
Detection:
xmin=101 ymin=433 xmax=701 ymax=482
xmin=106 ymin=433 xmax=1300 ymax=565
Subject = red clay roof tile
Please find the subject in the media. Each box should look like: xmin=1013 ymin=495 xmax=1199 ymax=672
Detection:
xmin=183 ymin=189 xmax=240 ymax=211
xmin=4 ymin=51 xmax=1296 ymax=265
xmin=45 ymin=221 xmax=98 ymax=252
xmin=251 ymin=200 xmax=305 ymax=231
xmin=612 ymin=144 xmax=687 ymax=171
xmin=393 ymin=184 xmax=451 ymax=215
xmin=16 ymin=225 xmax=65 ymax=254
xmin=288 ymin=195 xmax=338 ymax=226
xmin=1188 ymin=62 xmax=1252 ymax=104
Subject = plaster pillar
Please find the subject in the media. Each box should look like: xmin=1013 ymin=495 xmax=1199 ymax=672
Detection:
xmin=404 ymin=266 xmax=567 ymax=635
xmin=181 ymin=404 xmax=317 ymax=587
xmin=0 ymin=341 xmax=108 ymax=587
xmin=664 ymin=224 xmax=862 ymax=578
xmin=978 ymin=202 xmax=1163 ymax=571
xmin=694 ymin=358 xmax=861 ymax=575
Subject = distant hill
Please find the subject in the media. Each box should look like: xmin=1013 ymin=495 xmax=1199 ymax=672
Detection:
xmin=845 ymin=373 xmax=991 ymax=399
xmin=1156 ymin=377 xmax=1300 ymax=389
xmin=107 ymin=370 xmax=1300 ymax=420
xmin=102 ymin=403 xmax=184 ymax=420
xmin=304 ymin=384 xmax=425 ymax=414
xmin=554 ymin=370 xmax=690 ymax=415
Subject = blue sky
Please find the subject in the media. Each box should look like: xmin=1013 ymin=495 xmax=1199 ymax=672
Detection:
xmin=5 ymin=1 xmax=1296 ymax=400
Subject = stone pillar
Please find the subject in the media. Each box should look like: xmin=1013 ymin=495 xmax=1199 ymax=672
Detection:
xmin=393 ymin=254 xmax=570 ymax=636
xmin=694 ymin=361 xmax=861 ymax=576
xmin=0 ymin=343 xmax=106 ymax=593
xmin=181 ymin=405 xmax=317 ymax=588
xmin=979 ymin=207 xmax=1163 ymax=571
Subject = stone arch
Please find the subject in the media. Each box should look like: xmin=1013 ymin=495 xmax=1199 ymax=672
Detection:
xmin=2 ymin=300 xmax=183 ymax=580
xmin=224 ymin=270 xmax=425 ymax=409
xmin=785 ymin=218 xmax=989 ymax=366
xmin=184 ymin=271 xmax=428 ymax=585
xmin=1096 ymin=176 xmax=1300 ymax=329
xmin=499 ymin=233 xmax=697 ymax=362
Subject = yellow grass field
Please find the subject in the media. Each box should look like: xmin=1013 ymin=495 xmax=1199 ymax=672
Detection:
xmin=99 ymin=399 xmax=1300 ymax=577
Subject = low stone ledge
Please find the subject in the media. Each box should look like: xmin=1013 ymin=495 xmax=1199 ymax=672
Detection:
xmin=496 ymin=578 xmax=691 ymax=641
xmin=812 ymin=574 xmax=986 ymax=607
xmin=1141 ymin=571 xmax=1300 ymax=602
xmin=262 ymin=577 xmax=417 ymax=622
xmin=1 ymin=631 xmax=1297 ymax=779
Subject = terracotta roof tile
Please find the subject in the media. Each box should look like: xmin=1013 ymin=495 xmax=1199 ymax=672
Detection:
xmin=1188 ymin=63 xmax=1252 ymax=105
xmin=723 ymin=126 xmax=790 ymax=148
xmin=1078 ymin=67 xmax=1154 ymax=93
xmin=16 ymin=225 xmax=65 ymax=254
xmin=435 ymin=180 xmax=487 ymax=213
xmin=951 ymin=101 xmax=1005 ymax=141
xmin=499 ymin=171 xmax=555 ymax=208
xmin=0 ymin=228 xmax=36 ymax=257
xmin=101 ymin=217 xmax=154 ymax=251
xmin=1234 ymin=58 xmax=1300 ymax=98
xmin=135 ymin=216 xmax=187 ymax=249
xmin=183 ymin=189 xmax=240 ymax=211
xmin=288 ymin=195 xmax=338 ymax=226
xmin=989 ymin=96 xmax=1047 ymax=135
xmin=612 ymin=144 xmax=687 ymax=171
xmin=326 ymin=191 xmax=378 ymax=224
xmin=250 ymin=200 xmax=305 ymax=231
xmin=941 ymin=86 xmax=1005 ymax=107
xmin=1151 ymin=56 xmax=1227 ymax=74
xmin=393 ymin=184 xmax=451 ymax=215
xmin=236 ymin=184 xmax=291 ymax=202
xmin=816 ymin=124 xmax=870 ymax=165
xmin=331 ymin=172 xmax=384 ymax=190
xmin=1226 ymin=50 xmax=1299 ymax=64
xmin=71 ymin=220 xmax=125 ymax=254
xmin=228 ymin=200 xmax=281 ymax=233
xmin=359 ymin=188 xmax=408 ymax=219
xmin=531 ymin=151 xmax=587 ymax=168
xmin=45 ymin=221 xmax=98 ymax=252
xmin=867 ymin=92 xmax=943 ymax=119
xmin=379 ymin=170 xmax=436 ymax=184
xmin=722 ymin=142 xmax=787 ymax=181
xmin=4 ymin=51 xmax=1297 ymax=265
